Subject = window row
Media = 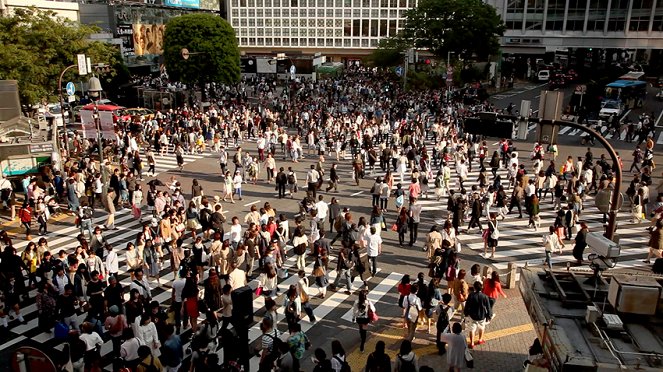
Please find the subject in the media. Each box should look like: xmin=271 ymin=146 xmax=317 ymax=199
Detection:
xmin=231 ymin=0 xmax=417 ymax=8
xmin=237 ymin=37 xmax=380 ymax=47
xmin=233 ymin=19 xmax=400 ymax=37
xmin=230 ymin=7 xmax=406 ymax=18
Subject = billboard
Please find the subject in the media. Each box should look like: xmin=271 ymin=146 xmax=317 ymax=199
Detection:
xmin=116 ymin=24 xmax=134 ymax=55
xmin=240 ymin=57 xmax=257 ymax=73
xmin=164 ymin=0 xmax=200 ymax=8
xmin=199 ymin=0 xmax=220 ymax=10
xmin=132 ymin=24 xmax=165 ymax=56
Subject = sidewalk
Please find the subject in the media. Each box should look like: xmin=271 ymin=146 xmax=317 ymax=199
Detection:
xmin=344 ymin=287 xmax=535 ymax=372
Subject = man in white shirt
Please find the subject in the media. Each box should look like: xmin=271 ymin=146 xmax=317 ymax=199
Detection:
xmin=366 ymin=227 xmax=382 ymax=277
xmin=257 ymin=134 xmax=267 ymax=161
xmin=306 ymin=165 xmax=320 ymax=198
xmin=314 ymin=195 xmax=329 ymax=234
xmin=130 ymin=268 xmax=152 ymax=301
xmin=105 ymin=244 xmax=119 ymax=282
xmin=408 ymin=198 xmax=423 ymax=247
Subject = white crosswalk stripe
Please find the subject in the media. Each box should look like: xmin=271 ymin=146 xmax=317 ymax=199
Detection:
xmin=0 ymin=203 xmax=402 ymax=371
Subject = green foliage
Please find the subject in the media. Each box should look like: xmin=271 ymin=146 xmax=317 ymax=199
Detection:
xmin=163 ymin=14 xmax=240 ymax=85
xmin=369 ymin=37 xmax=407 ymax=68
xmin=400 ymin=0 xmax=505 ymax=61
xmin=0 ymin=7 xmax=127 ymax=105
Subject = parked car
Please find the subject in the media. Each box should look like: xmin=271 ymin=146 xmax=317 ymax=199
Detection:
xmin=565 ymin=69 xmax=579 ymax=82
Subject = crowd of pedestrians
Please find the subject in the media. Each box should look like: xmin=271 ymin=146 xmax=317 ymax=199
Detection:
xmin=0 ymin=63 xmax=659 ymax=372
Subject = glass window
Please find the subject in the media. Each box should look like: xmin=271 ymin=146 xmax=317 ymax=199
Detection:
xmin=370 ymin=19 xmax=378 ymax=36
xmin=265 ymin=0 xmax=271 ymax=5
xmin=354 ymin=9 xmax=361 ymax=16
xmin=257 ymin=0 xmax=263 ymax=5
xmin=292 ymin=29 xmax=299 ymax=36
xmin=300 ymin=38 xmax=307 ymax=46
xmin=318 ymin=38 xmax=324 ymax=45
xmin=353 ymin=19 xmax=361 ymax=36
xmin=257 ymin=19 xmax=264 ymax=26
xmin=274 ymin=0 xmax=280 ymax=6
xmin=274 ymin=9 xmax=280 ymax=16
xmin=318 ymin=29 xmax=325 ymax=36
xmin=363 ymin=0 xmax=370 ymax=6
xmin=249 ymin=37 xmax=255 ymax=45
xmin=361 ymin=19 xmax=370 ymax=36
xmin=381 ymin=0 xmax=388 ymax=6
xmin=266 ymin=37 xmax=273 ymax=44
xmin=266 ymin=19 xmax=272 ymax=26
xmin=257 ymin=9 xmax=263 ymax=16
xmin=318 ymin=0 xmax=325 ymax=6
xmin=257 ymin=38 xmax=264 ymax=46
xmin=327 ymin=0 xmax=333 ymax=6
xmin=327 ymin=38 xmax=333 ymax=46
xmin=266 ymin=28 xmax=272 ymax=35
xmin=318 ymin=19 xmax=325 ymax=27
xmin=274 ymin=19 xmax=281 ymax=26
xmin=257 ymin=28 xmax=264 ymax=35
xmin=309 ymin=37 xmax=316 ymax=45
xmin=318 ymin=9 xmax=324 ymax=16
xmin=240 ymin=9 xmax=247 ymax=16
xmin=353 ymin=0 xmax=360 ymax=6
xmin=248 ymin=9 xmax=255 ymax=17
xmin=353 ymin=39 xmax=360 ymax=47
xmin=291 ymin=38 xmax=298 ymax=46
xmin=345 ymin=0 xmax=351 ymax=6
xmin=232 ymin=0 xmax=238 ymax=6
xmin=292 ymin=19 xmax=298 ymax=26
xmin=380 ymin=19 xmax=387 ymax=36
xmin=274 ymin=28 xmax=281 ymax=35
xmin=381 ymin=9 xmax=388 ymax=17
xmin=390 ymin=0 xmax=397 ymax=7
xmin=336 ymin=0 xmax=343 ymax=6
xmin=291 ymin=0 xmax=298 ymax=5
xmin=240 ymin=0 xmax=246 ymax=6
xmin=309 ymin=0 xmax=316 ymax=6
xmin=370 ymin=39 xmax=378 ymax=47
xmin=344 ymin=9 xmax=351 ymax=16
xmin=399 ymin=0 xmax=406 ymax=6
xmin=335 ymin=28 xmax=343 ymax=36
xmin=248 ymin=0 xmax=255 ymax=5
xmin=232 ymin=20 xmax=239 ymax=27
xmin=607 ymin=0 xmax=629 ymax=31
xmin=372 ymin=9 xmax=378 ymax=17
xmin=336 ymin=9 xmax=343 ymax=17
xmin=249 ymin=28 xmax=255 ymax=35
xmin=362 ymin=9 xmax=369 ymax=16
xmin=274 ymin=38 xmax=281 ymax=46
xmin=283 ymin=29 xmax=290 ymax=36
xmin=344 ymin=39 xmax=351 ymax=46
xmin=265 ymin=9 xmax=272 ymax=16
xmin=240 ymin=37 xmax=247 ymax=44
xmin=309 ymin=19 xmax=316 ymax=26
xmin=327 ymin=19 xmax=334 ymax=27
xmin=232 ymin=9 xmax=238 ymax=16
xmin=327 ymin=29 xmax=333 ymax=36
xmin=301 ymin=29 xmax=307 ymax=36
xmin=283 ymin=19 xmax=289 ymax=26
xmin=389 ymin=19 xmax=397 ymax=35
xmin=327 ymin=9 xmax=334 ymax=17
xmin=335 ymin=39 xmax=342 ymax=46
xmin=309 ymin=9 xmax=316 ymax=16
xmin=240 ymin=19 xmax=247 ymax=26
xmin=283 ymin=38 xmax=290 ymax=46
xmin=344 ymin=19 xmax=352 ymax=36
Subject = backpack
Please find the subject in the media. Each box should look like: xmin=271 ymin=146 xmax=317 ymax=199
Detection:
xmin=333 ymin=356 xmax=352 ymax=372
xmin=260 ymin=331 xmax=284 ymax=370
xmin=139 ymin=356 xmax=159 ymax=372
xmin=199 ymin=208 xmax=212 ymax=225
xmin=333 ymin=215 xmax=343 ymax=232
xmin=19 ymin=207 xmax=31 ymax=223
xmin=287 ymin=173 xmax=296 ymax=184
xmin=82 ymin=207 xmax=93 ymax=220
xmin=397 ymin=355 xmax=417 ymax=372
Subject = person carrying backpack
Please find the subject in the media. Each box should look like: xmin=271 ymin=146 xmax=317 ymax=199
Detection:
xmin=436 ymin=293 xmax=454 ymax=355
xmin=136 ymin=345 xmax=163 ymax=372
xmin=394 ymin=340 xmax=418 ymax=372
xmin=330 ymin=340 xmax=351 ymax=372
xmin=258 ymin=317 xmax=282 ymax=372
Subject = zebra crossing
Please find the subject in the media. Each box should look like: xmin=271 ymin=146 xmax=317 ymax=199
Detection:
xmin=138 ymin=147 xmax=213 ymax=177
xmin=1 ymin=207 xmax=403 ymax=371
xmin=333 ymin=146 xmax=650 ymax=272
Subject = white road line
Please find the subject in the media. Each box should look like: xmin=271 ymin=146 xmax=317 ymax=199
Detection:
xmin=351 ymin=191 xmax=364 ymax=196
xmin=340 ymin=272 xmax=402 ymax=322
xmin=619 ymin=109 xmax=631 ymax=122
xmin=244 ymin=200 xmax=261 ymax=207
xmin=656 ymin=110 xmax=663 ymax=127
xmin=657 ymin=131 xmax=663 ymax=145
xmin=569 ymin=129 xmax=581 ymax=136
xmin=558 ymin=126 xmax=572 ymax=135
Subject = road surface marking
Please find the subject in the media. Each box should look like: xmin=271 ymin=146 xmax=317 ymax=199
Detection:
xmin=619 ymin=109 xmax=631 ymax=122
xmin=243 ymin=200 xmax=261 ymax=206
xmin=657 ymin=110 xmax=663 ymax=127
xmin=351 ymin=191 xmax=364 ymax=196
xmin=657 ymin=131 xmax=663 ymax=145
xmin=558 ymin=126 xmax=572 ymax=135
xmin=340 ymin=272 xmax=403 ymax=322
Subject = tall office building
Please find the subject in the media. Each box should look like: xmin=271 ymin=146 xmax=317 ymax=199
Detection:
xmin=486 ymin=0 xmax=663 ymax=56
xmin=227 ymin=0 xmax=417 ymax=61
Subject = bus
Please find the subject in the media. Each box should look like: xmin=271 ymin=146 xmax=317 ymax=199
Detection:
xmin=603 ymin=79 xmax=647 ymax=109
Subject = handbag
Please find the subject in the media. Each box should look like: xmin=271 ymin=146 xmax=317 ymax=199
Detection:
xmin=313 ymin=266 xmax=325 ymax=277
xmin=465 ymin=348 xmax=474 ymax=368
xmin=405 ymin=296 xmax=419 ymax=321
xmin=381 ymin=220 xmax=386 ymax=229
xmin=368 ymin=306 xmax=379 ymax=323
xmin=255 ymin=286 xmax=263 ymax=296
xmin=278 ymin=267 xmax=288 ymax=279
xmin=391 ymin=223 xmax=398 ymax=232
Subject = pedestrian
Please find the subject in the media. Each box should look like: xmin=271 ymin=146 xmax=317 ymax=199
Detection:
xmin=482 ymin=271 xmax=507 ymax=312
xmin=464 ymin=281 xmax=493 ymax=348
xmin=18 ymin=202 xmax=32 ymax=240
xmin=435 ymin=293 xmax=453 ymax=355
xmin=485 ymin=213 xmax=499 ymax=259
xmin=644 ymin=219 xmax=663 ymax=263
xmin=404 ymin=284 xmax=422 ymax=341
xmin=437 ymin=322 xmax=468 ymax=372
xmin=408 ymin=197 xmax=422 ymax=246
xmin=297 ymin=270 xmax=316 ymax=322
xmin=104 ymin=189 xmax=117 ymax=230
xmin=276 ymin=167 xmax=288 ymax=198
xmin=330 ymin=247 xmax=353 ymax=295
xmin=330 ymin=340 xmax=348 ymax=372
xmin=572 ymin=222 xmax=589 ymax=264
xmin=365 ymin=340 xmax=391 ymax=372
xmin=233 ymin=170 xmax=244 ymax=201
xmin=351 ymin=288 xmax=376 ymax=352
xmin=366 ymin=226 xmax=382 ymax=277
xmin=396 ymin=207 xmax=409 ymax=247
xmin=452 ymin=269 xmax=469 ymax=311
xmin=394 ymin=340 xmax=419 ymax=372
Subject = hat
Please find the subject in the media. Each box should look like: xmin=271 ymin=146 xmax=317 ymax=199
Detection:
xmin=109 ymin=305 xmax=120 ymax=315
xmin=214 ymin=195 xmax=220 ymax=202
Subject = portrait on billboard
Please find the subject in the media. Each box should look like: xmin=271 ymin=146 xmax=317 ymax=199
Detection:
xmin=133 ymin=24 xmax=165 ymax=56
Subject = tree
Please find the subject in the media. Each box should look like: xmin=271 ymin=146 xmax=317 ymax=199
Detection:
xmin=163 ymin=14 xmax=240 ymax=87
xmin=0 ymin=7 xmax=127 ymax=106
xmin=369 ymin=37 xmax=407 ymax=68
xmin=399 ymin=0 xmax=505 ymax=61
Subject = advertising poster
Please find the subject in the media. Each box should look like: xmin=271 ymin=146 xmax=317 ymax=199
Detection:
xmin=99 ymin=111 xmax=116 ymax=140
xmin=116 ymin=24 xmax=134 ymax=55
xmin=80 ymin=110 xmax=96 ymax=139
xmin=132 ymin=24 xmax=165 ymax=56
xmin=199 ymin=0 xmax=219 ymax=10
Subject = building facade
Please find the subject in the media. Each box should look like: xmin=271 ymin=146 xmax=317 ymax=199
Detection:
xmin=486 ymin=0 xmax=663 ymax=54
xmin=227 ymin=0 xmax=417 ymax=59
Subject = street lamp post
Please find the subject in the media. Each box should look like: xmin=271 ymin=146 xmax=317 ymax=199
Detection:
xmin=87 ymin=76 xmax=108 ymax=197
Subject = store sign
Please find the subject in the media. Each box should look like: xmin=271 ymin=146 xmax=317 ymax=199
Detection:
xmin=29 ymin=144 xmax=54 ymax=154
xmin=164 ymin=0 xmax=200 ymax=8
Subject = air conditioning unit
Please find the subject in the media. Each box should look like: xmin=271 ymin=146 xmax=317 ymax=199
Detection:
xmin=608 ymin=275 xmax=661 ymax=315
xmin=586 ymin=232 xmax=620 ymax=258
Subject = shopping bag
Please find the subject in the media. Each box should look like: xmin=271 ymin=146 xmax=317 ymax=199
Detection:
xmin=132 ymin=205 xmax=141 ymax=219
xmin=54 ymin=321 xmax=70 ymax=340
xmin=368 ymin=307 xmax=379 ymax=323
xmin=391 ymin=224 xmax=399 ymax=232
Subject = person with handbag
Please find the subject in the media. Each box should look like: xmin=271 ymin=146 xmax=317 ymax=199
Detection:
xmin=352 ymin=289 xmax=376 ymax=352
xmin=313 ymin=255 xmax=329 ymax=298
xmin=297 ymin=270 xmax=316 ymax=322
xmin=404 ymin=284 xmax=423 ymax=342
xmin=485 ymin=213 xmax=499 ymax=259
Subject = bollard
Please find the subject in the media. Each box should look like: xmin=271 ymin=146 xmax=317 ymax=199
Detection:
xmin=505 ymin=262 xmax=518 ymax=289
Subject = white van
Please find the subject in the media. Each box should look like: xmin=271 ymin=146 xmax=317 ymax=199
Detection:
xmin=537 ymin=70 xmax=550 ymax=82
